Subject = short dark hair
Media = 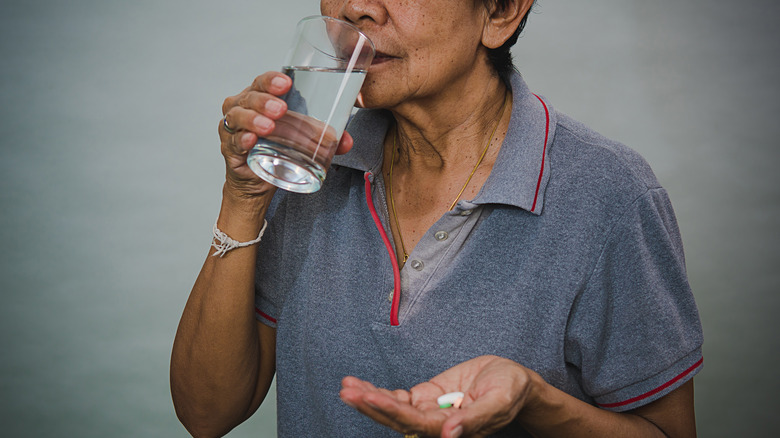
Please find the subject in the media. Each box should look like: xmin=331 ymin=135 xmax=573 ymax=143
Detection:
xmin=480 ymin=0 xmax=535 ymax=84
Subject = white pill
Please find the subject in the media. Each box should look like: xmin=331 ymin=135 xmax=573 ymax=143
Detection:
xmin=437 ymin=392 xmax=465 ymax=408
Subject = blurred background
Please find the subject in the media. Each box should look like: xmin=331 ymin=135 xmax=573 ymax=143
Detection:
xmin=1 ymin=0 xmax=777 ymax=436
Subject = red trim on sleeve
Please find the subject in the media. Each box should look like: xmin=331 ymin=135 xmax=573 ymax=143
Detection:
xmin=255 ymin=307 xmax=277 ymax=324
xmin=364 ymin=172 xmax=401 ymax=326
xmin=531 ymin=94 xmax=550 ymax=213
xmin=597 ymin=357 xmax=703 ymax=409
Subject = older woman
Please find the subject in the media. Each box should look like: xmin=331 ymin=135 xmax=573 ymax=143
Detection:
xmin=171 ymin=0 xmax=703 ymax=437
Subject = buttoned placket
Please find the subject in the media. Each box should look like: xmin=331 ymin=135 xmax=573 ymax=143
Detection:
xmin=396 ymin=201 xmax=484 ymax=321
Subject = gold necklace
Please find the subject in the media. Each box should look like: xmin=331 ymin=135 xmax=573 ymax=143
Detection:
xmin=387 ymin=91 xmax=510 ymax=266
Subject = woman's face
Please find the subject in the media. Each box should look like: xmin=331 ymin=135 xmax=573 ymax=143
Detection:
xmin=320 ymin=0 xmax=490 ymax=109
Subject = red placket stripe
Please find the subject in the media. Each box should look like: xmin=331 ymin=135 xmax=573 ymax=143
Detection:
xmin=364 ymin=172 xmax=401 ymax=326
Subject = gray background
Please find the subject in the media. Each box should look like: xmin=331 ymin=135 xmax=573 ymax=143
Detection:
xmin=1 ymin=0 xmax=777 ymax=436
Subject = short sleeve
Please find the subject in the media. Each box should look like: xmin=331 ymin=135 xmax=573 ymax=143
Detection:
xmin=253 ymin=195 xmax=290 ymax=329
xmin=564 ymin=187 xmax=704 ymax=411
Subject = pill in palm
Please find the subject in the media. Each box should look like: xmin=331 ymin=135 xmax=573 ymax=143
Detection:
xmin=437 ymin=392 xmax=465 ymax=409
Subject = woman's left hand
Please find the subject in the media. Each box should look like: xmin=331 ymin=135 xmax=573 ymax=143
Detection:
xmin=339 ymin=355 xmax=538 ymax=438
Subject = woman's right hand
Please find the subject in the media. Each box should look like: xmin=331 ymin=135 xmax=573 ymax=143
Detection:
xmin=219 ymin=71 xmax=355 ymax=199
xmin=220 ymin=71 xmax=293 ymax=199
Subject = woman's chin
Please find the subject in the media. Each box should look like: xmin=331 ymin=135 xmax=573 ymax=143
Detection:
xmin=353 ymin=88 xmax=386 ymax=110
xmin=355 ymin=79 xmax=403 ymax=110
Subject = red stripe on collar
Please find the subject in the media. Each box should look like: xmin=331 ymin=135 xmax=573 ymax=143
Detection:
xmin=531 ymin=94 xmax=550 ymax=213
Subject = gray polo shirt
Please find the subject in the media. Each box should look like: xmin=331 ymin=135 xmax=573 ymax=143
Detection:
xmin=254 ymin=73 xmax=703 ymax=437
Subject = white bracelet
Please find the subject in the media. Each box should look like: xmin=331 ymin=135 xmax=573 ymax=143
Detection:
xmin=211 ymin=219 xmax=268 ymax=257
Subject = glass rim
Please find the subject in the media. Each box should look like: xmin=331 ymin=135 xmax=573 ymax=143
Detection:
xmin=297 ymin=15 xmax=376 ymax=55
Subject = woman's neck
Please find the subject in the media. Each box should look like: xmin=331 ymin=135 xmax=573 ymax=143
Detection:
xmin=388 ymin=73 xmax=510 ymax=173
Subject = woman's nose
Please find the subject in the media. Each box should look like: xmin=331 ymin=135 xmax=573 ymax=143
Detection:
xmin=336 ymin=0 xmax=388 ymax=26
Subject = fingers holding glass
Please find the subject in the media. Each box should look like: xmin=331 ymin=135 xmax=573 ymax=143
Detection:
xmin=250 ymin=71 xmax=292 ymax=96
xmin=247 ymin=16 xmax=374 ymax=193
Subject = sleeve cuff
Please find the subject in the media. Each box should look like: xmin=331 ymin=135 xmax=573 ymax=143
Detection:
xmin=594 ymin=348 xmax=703 ymax=412
xmin=255 ymin=306 xmax=278 ymax=328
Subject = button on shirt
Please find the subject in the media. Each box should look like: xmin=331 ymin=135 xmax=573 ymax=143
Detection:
xmin=396 ymin=202 xmax=485 ymax=322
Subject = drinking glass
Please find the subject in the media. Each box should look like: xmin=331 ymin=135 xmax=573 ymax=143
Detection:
xmin=247 ymin=16 xmax=375 ymax=193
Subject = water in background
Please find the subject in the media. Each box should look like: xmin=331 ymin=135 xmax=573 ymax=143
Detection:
xmin=1 ymin=0 xmax=777 ymax=436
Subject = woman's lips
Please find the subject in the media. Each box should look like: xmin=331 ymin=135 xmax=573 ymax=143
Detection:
xmin=371 ymin=51 xmax=396 ymax=65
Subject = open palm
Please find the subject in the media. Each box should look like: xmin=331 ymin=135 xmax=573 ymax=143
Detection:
xmin=340 ymin=355 xmax=535 ymax=438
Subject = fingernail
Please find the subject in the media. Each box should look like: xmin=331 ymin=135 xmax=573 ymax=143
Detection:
xmin=253 ymin=116 xmax=273 ymax=130
xmin=265 ymin=99 xmax=283 ymax=114
xmin=271 ymin=76 xmax=287 ymax=89
xmin=241 ymin=132 xmax=254 ymax=146
xmin=451 ymin=426 xmax=463 ymax=438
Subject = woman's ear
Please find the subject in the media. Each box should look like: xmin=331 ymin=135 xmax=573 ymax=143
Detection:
xmin=482 ymin=0 xmax=534 ymax=49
